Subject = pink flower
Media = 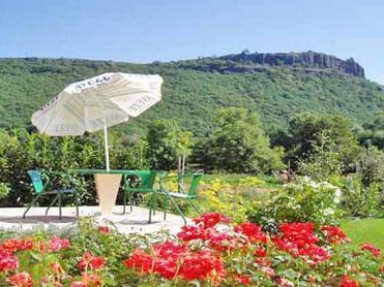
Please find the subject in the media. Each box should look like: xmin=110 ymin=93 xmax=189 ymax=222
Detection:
xmin=97 ymin=226 xmax=110 ymax=234
xmin=49 ymin=236 xmax=70 ymax=252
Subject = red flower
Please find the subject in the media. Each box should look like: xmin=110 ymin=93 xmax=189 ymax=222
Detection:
xmin=177 ymin=225 xmax=206 ymax=241
xmin=297 ymin=245 xmax=330 ymax=263
xmin=0 ymin=239 xmax=34 ymax=253
xmin=273 ymin=222 xmax=329 ymax=264
xmin=153 ymin=257 xmax=178 ymax=280
xmin=78 ymin=251 xmax=105 ymax=270
xmin=254 ymin=246 xmax=267 ymax=257
xmin=8 ymin=272 xmax=32 ymax=287
xmin=340 ymin=274 xmax=358 ymax=287
xmin=97 ymin=226 xmax=110 ymax=234
xmin=321 ymin=226 xmax=349 ymax=244
xmin=179 ymin=250 xmax=222 ymax=280
xmin=0 ymin=251 xmax=18 ymax=271
xmin=236 ymin=275 xmax=251 ymax=284
xmin=205 ymin=228 xmax=237 ymax=251
xmin=193 ymin=212 xmax=231 ymax=229
xmin=124 ymin=249 xmax=154 ymax=273
xmin=361 ymin=243 xmax=382 ymax=258
xmin=125 ymin=241 xmax=225 ymax=282
xmin=234 ymin=222 xmax=267 ymax=244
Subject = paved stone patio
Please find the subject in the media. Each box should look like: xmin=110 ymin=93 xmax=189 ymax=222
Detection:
xmin=0 ymin=205 xmax=189 ymax=235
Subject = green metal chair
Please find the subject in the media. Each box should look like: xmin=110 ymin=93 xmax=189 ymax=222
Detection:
xmin=158 ymin=173 xmax=203 ymax=224
xmin=24 ymin=170 xmax=80 ymax=219
xmin=122 ymin=170 xmax=159 ymax=223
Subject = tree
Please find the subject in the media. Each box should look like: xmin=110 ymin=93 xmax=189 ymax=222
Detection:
xmin=146 ymin=119 xmax=193 ymax=171
xmin=202 ymin=108 xmax=284 ymax=173
xmin=284 ymin=113 xmax=360 ymax=173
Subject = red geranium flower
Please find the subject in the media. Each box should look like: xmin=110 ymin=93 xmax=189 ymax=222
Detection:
xmin=124 ymin=249 xmax=154 ymax=273
xmin=179 ymin=250 xmax=221 ymax=280
xmin=234 ymin=222 xmax=267 ymax=244
xmin=193 ymin=212 xmax=231 ymax=229
xmin=8 ymin=272 xmax=32 ymax=287
xmin=177 ymin=225 xmax=206 ymax=241
xmin=321 ymin=226 xmax=349 ymax=244
xmin=0 ymin=251 xmax=18 ymax=271
xmin=340 ymin=274 xmax=358 ymax=287
xmin=78 ymin=251 xmax=105 ymax=270
xmin=361 ymin=243 xmax=382 ymax=258
xmin=0 ymin=239 xmax=34 ymax=253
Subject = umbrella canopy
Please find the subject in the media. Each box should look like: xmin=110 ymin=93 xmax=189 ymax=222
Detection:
xmin=31 ymin=72 xmax=163 ymax=170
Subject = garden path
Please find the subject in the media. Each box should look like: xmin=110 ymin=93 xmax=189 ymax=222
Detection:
xmin=0 ymin=206 xmax=188 ymax=235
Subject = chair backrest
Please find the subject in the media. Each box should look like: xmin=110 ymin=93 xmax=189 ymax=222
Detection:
xmin=141 ymin=170 xmax=157 ymax=189
xmin=27 ymin=170 xmax=45 ymax=194
xmin=180 ymin=173 xmax=203 ymax=196
xmin=124 ymin=170 xmax=157 ymax=190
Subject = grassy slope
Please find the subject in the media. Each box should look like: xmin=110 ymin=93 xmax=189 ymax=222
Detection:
xmin=1 ymin=58 xmax=384 ymax=135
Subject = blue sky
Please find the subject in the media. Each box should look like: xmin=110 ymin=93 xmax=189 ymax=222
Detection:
xmin=1 ymin=0 xmax=383 ymax=83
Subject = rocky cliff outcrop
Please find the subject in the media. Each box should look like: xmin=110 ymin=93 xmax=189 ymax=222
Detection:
xmin=218 ymin=51 xmax=365 ymax=77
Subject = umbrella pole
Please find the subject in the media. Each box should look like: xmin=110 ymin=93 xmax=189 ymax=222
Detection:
xmin=104 ymin=124 xmax=110 ymax=171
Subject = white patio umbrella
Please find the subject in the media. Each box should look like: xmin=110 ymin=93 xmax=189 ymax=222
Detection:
xmin=31 ymin=72 xmax=163 ymax=170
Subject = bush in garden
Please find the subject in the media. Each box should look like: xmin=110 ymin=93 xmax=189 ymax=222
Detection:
xmin=0 ymin=214 xmax=383 ymax=286
xmin=0 ymin=128 xmax=150 ymax=206
xmin=200 ymin=177 xmax=265 ymax=222
xmin=356 ymin=145 xmax=384 ymax=187
xmin=246 ymin=177 xmax=343 ymax=230
xmin=0 ymin=183 xmax=10 ymax=200
xmin=341 ymin=176 xmax=384 ymax=217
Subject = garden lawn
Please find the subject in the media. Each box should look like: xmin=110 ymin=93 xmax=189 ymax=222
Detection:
xmin=341 ymin=218 xmax=384 ymax=250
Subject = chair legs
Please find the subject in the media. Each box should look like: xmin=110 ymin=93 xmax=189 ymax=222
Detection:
xmin=163 ymin=195 xmax=188 ymax=225
xmin=23 ymin=194 xmax=43 ymax=219
xmin=122 ymin=191 xmax=136 ymax=215
xmin=161 ymin=194 xmax=201 ymax=225
xmin=24 ymin=192 xmax=80 ymax=220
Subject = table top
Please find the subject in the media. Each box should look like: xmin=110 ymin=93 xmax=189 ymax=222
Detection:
xmin=68 ymin=169 xmax=151 ymax=175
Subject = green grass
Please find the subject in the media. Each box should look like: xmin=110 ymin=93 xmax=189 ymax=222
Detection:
xmin=341 ymin=218 xmax=384 ymax=250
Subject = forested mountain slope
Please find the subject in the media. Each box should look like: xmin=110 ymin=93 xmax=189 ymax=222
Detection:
xmin=1 ymin=51 xmax=383 ymax=135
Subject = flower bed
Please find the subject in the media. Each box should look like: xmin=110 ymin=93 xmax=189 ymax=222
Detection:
xmin=0 ymin=213 xmax=383 ymax=286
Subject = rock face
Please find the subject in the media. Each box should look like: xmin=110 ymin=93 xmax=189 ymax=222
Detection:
xmin=219 ymin=51 xmax=365 ymax=77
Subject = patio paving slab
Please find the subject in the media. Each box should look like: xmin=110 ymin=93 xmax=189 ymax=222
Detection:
xmin=0 ymin=205 xmax=189 ymax=235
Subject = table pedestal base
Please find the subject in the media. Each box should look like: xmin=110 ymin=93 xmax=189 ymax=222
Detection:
xmin=94 ymin=174 xmax=122 ymax=215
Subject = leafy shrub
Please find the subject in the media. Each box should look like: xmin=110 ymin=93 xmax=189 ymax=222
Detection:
xmin=297 ymin=149 xmax=342 ymax=182
xmin=356 ymin=146 xmax=384 ymax=186
xmin=0 ymin=182 xmax=10 ymax=200
xmin=246 ymin=177 xmax=342 ymax=230
xmin=341 ymin=176 xmax=384 ymax=217
xmin=200 ymin=177 xmax=265 ymax=222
